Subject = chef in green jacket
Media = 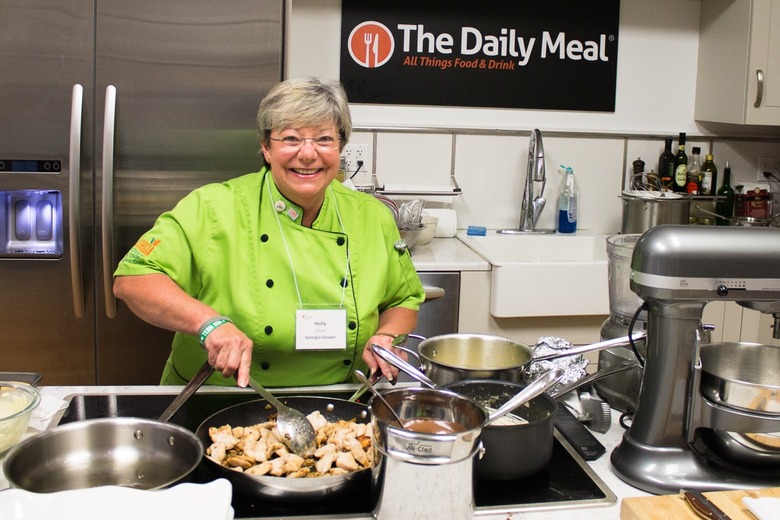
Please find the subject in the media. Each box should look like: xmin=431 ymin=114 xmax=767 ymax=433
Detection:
xmin=113 ymin=77 xmax=425 ymax=388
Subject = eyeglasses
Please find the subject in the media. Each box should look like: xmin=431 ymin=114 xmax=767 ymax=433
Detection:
xmin=269 ymin=135 xmax=340 ymax=151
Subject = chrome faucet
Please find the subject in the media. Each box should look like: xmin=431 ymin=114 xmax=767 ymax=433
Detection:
xmin=498 ymin=128 xmax=555 ymax=234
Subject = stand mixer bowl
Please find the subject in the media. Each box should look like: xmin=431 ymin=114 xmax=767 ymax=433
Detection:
xmin=696 ymin=341 xmax=780 ymax=472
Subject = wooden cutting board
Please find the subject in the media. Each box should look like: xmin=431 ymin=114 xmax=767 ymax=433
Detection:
xmin=621 ymin=487 xmax=780 ymax=520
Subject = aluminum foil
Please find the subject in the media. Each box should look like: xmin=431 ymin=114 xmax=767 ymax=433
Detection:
xmin=526 ymin=336 xmax=589 ymax=394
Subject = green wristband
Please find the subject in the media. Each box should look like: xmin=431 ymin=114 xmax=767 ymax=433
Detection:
xmin=198 ymin=316 xmax=232 ymax=348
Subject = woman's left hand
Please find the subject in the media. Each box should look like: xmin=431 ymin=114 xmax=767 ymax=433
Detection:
xmin=363 ymin=334 xmax=408 ymax=382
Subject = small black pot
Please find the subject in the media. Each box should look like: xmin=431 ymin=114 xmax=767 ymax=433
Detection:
xmin=443 ymin=379 xmax=556 ymax=481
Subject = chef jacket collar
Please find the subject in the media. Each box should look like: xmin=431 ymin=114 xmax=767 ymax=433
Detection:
xmin=264 ymin=170 xmax=336 ymax=229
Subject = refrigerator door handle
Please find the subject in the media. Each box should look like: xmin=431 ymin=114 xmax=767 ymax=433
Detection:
xmin=69 ymin=84 xmax=85 ymax=319
xmin=101 ymin=85 xmax=117 ymax=319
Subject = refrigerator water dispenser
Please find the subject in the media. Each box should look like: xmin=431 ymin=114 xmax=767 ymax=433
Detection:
xmin=0 ymin=190 xmax=63 ymax=258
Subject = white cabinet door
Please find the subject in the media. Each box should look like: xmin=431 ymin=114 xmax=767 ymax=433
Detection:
xmin=695 ymin=0 xmax=780 ymax=125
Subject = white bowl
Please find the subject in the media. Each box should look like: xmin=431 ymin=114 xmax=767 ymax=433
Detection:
xmin=416 ymin=215 xmax=439 ymax=246
xmin=0 ymin=382 xmax=40 ymax=452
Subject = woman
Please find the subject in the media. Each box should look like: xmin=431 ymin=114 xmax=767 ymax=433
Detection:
xmin=113 ymin=77 xmax=425 ymax=388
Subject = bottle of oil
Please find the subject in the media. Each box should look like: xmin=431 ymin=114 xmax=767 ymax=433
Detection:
xmin=700 ymin=153 xmax=718 ymax=195
xmin=673 ymin=132 xmax=688 ymax=193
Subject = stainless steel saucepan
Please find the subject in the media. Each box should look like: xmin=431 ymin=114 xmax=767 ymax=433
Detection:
xmin=405 ymin=332 xmax=646 ymax=386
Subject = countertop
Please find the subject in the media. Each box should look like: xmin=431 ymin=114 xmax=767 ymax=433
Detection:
xmin=410 ymin=237 xmax=490 ymax=272
xmin=1 ymin=384 xmax=653 ymax=519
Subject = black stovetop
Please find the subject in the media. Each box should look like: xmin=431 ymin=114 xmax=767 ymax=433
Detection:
xmin=56 ymin=389 xmax=615 ymax=518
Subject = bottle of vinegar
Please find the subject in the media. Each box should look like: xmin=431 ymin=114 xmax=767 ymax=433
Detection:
xmin=715 ymin=161 xmax=735 ymax=225
xmin=686 ymin=147 xmax=702 ymax=194
xmin=658 ymin=138 xmax=675 ymax=191
xmin=673 ymin=132 xmax=688 ymax=193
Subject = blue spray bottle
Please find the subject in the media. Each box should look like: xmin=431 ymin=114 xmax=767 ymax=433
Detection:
xmin=557 ymin=165 xmax=577 ymax=233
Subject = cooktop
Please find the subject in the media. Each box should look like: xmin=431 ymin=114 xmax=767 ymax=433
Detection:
xmin=56 ymin=389 xmax=615 ymax=518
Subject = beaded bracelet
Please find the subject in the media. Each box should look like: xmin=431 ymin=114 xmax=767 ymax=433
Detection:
xmin=198 ymin=316 xmax=233 ymax=348
xmin=375 ymin=331 xmax=399 ymax=339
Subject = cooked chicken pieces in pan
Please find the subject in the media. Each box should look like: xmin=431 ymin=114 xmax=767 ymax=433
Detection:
xmin=206 ymin=410 xmax=373 ymax=478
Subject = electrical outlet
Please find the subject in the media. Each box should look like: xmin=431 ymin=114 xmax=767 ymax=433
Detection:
xmin=757 ymin=156 xmax=780 ymax=182
xmin=342 ymin=144 xmax=370 ymax=177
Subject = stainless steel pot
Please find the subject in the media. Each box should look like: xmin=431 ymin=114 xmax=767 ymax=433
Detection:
xmin=413 ymin=333 xmax=645 ymax=386
xmin=3 ymin=417 xmax=203 ymax=492
xmin=620 ymin=191 xmax=690 ymax=233
xmin=195 ymin=396 xmax=371 ymax=505
xmin=370 ymin=387 xmax=485 ymax=519
xmin=442 ymin=379 xmax=556 ymax=480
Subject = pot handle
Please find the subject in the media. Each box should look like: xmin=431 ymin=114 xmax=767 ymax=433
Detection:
xmin=531 ymin=332 xmax=647 ymax=363
xmin=548 ymin=359 xmax=638 ymax=399
xmin=372 ymin=344 xmax=437 ymax=388
xmin=486 ymin=368 xmax=564 ymax=425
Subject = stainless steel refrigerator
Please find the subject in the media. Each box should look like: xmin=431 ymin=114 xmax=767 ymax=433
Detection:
xmin=0 ymin=0 xmax=284 ymax=385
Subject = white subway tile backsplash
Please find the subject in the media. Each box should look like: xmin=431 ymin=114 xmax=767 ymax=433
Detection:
xmin=359 ymin=128 xmax=780 ymax=233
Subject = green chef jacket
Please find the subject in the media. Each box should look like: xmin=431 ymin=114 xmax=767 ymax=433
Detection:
xmin=114 ymin=168 xmax=425 ymax=386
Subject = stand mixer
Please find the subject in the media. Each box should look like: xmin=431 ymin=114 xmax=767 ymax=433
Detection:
xmin=611 ymin=225 xmax=780 ymax=494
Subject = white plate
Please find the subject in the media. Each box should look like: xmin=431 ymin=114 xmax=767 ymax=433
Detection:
xmin=0 ymin=479 xmax=234 ymax=520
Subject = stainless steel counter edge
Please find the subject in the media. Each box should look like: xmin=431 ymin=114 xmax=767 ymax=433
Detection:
xmin=2 ymin=384 xmax=653 ymax=520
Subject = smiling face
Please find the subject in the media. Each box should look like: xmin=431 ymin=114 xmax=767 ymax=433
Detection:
xmin=261 ymin=124 xmax=341 ymax=220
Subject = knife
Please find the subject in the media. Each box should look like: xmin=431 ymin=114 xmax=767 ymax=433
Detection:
xmin=680 ymin=488 xmax=733 ymax=520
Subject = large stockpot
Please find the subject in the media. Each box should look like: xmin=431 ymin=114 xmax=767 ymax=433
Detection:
xmin=620 ymin=190 xmax=689 ymax=233
xmin=3 ymin=417 xmax=203 ymax=492
xmin=442 ymin=379 xmax=556 ymax=481
xmin=195 ymin=396 xmax=371 ymax=505
xmin=412 ymin=333 xmax=645 ymax=386
xmin=370 ymin=387 xmax=486 ymax=520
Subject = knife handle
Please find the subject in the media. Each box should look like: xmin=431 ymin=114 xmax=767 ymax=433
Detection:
xmin=680 ymin=489 xmax=732 ymax=520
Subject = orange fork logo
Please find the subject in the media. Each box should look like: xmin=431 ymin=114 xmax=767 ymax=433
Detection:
xmin=134 ymin=237 xmax=162 ymax=256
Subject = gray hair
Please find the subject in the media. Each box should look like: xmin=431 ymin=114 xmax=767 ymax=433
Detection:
xmin=257 ymin=77 xmax=352 ymax=163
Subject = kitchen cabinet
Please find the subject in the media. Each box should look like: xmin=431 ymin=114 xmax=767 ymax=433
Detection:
xmin=695 ymin=0 xmax=780 ymax=125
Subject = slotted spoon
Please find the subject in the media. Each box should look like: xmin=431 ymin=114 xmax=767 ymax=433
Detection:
xmin=247 ymin=376 xmax=317 ymax=458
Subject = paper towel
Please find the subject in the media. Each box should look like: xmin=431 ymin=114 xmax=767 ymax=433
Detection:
xmin=425 ymin=208 xmax=457 ymax=237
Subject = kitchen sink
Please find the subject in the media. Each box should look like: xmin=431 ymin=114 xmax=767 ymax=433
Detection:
xmin=458 ymin=231 xmax=610 ymax=317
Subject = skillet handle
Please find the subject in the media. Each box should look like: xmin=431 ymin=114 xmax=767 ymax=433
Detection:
xmin=158 ymin=361 xmax=215 ymax=422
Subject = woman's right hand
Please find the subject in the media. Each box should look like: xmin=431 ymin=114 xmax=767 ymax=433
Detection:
xmin=202 ymin=322 xmax=254 ymax=387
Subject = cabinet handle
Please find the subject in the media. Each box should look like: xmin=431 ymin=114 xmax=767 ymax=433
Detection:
xmin=754 ymin=69 xmax=764 ymax=108
xmin=423 ymin=285 xmax=445 ymax=302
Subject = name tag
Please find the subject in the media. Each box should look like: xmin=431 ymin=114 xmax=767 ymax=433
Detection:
xmin=295 ymin=309 xmax=347 ymax=350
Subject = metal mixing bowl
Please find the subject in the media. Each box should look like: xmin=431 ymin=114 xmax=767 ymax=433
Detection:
xmin=0 ymin=382 xmax=40 ymax=453
xmin=699 ymin=342 xmax=780 ymax=414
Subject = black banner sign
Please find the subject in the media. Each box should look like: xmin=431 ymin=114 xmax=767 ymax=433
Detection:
xmin=340 ymin=0 xmax=620 ymax=112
